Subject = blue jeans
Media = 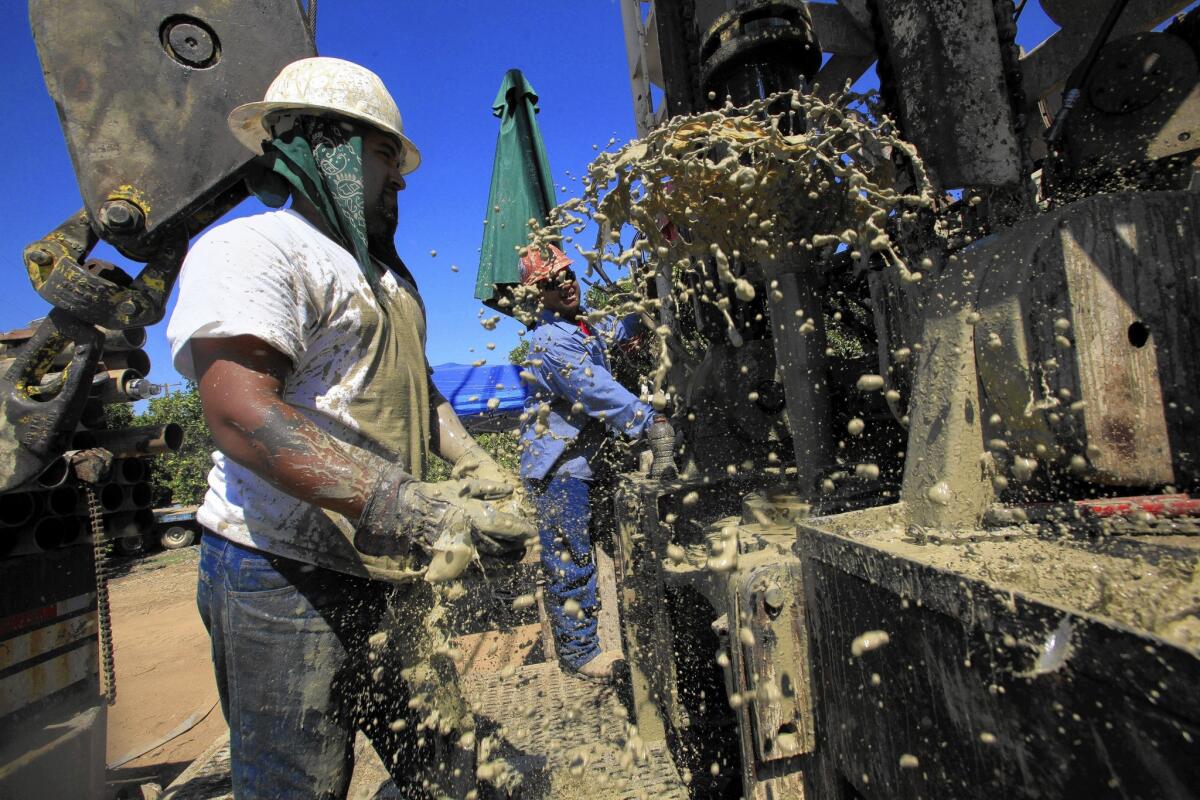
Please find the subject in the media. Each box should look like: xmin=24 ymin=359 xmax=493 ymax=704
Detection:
xmin=196 ymin=535 xmax=472 ymax=799
xmin=530 ymin=476 xmax=600 ymax=670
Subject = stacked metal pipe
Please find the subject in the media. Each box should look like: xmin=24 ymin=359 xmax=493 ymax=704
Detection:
xmin=0 ymin=319 xmax=179 ymax=559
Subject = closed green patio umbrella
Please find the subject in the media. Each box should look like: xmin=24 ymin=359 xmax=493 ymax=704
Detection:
xmin=474 ymin=68 xmax=557 ymax=311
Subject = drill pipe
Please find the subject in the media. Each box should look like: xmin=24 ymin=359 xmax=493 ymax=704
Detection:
xmin=0 ymin=325 xmax=146 ymax=360
xmin=92 ymin=368 xmax=144 ymax=404
xmin=97 ymin=482 xmax=125 ymax=512
xmin=113 ymin=458 xmax=147 ymax=484
xmin=129 ymin=482 xmax=153 ymax=509
xmin=0 ymin=492 xmax=38 ymax=527
xmin=73 ymin=424 xmax=183 ymax=457
xmin=45 ymin=485 xmax=78 ymax=516
xmin=35 ymin=455 xmax=69 ymax=488
xmin=34 ymin=515 xmax=81 ymax=550
xmin=99 ymin=349 xmax=151 ymax=376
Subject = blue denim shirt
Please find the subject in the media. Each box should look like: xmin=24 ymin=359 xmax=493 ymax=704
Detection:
xmin=519 ymin=309 xmax=654 ymax=482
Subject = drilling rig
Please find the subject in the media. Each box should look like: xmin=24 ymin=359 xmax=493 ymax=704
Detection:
xmin=605 ymin=1 xmax=1200 ymax=797
xmin=3 ymin=1 xmax=1199 ymax=798
xmin=0 ymin=3 xmax=314 ymax=796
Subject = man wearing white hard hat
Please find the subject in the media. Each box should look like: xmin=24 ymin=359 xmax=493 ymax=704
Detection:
xmin=167 ymin=57 xmax=529 ymax=798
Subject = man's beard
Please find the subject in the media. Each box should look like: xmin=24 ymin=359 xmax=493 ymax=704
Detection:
xmin=366 ymin=199 xmax=399 ymax=264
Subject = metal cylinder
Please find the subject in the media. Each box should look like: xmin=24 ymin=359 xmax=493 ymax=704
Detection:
xmin=35 ymin=455 xmax=69 ymax=488
xmin=0 ymin=492 xmax=37 ymax=527
xmin=699 ymin=0 xmax=821 ymax=108
xmin=99 ymin=326 xmax=147 ymax=351
xmin=101 ymin=348 xmax=151 ymax=376
xmin=73 ymin=423 xmax=183 ymax=457
xmin=34 ymin=515 xmax=80 ymax=550
xmin=0 ymin=327 xmax=149 ymax=366
xmin=129 ymin=482 xmax=153 ymax=509
xmin=46 ymin=485 xmax=78 ymax=516
xmin=113 ymin=458 xmax=147 ymax=484
xmin=99 ymin=482 xmax=125 ymax=512
xmin=2 ymin=528 xmax=45 ymax=557
xmin=92 ymin=368 xmax=143 ymax=404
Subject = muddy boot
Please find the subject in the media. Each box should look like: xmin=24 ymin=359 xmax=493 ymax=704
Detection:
xmin=573 ymin=651 xmax=625 ymax=684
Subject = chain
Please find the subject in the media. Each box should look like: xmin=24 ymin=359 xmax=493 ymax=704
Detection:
xmin=993 ymin=0 xmax=1038 ymax=211
xmin=680 ymin=0 xmax=702 ymax=113
xmin=306 ymin=0 xmax=318 ymax=41
xmin=87 ymin=486 xmax=116 ymax=706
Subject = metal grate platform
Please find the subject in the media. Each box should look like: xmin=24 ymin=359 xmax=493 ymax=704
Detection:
xmin=164 ymin=661 xmax=687 ymax=799
xmin=458 ymin=661 xmax=687 ymax=799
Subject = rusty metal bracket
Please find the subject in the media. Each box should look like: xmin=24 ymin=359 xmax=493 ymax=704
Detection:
xmin=0 ymin=310 xmax=104 ymax=492
xmin=23 ymin=210 xmax=187 ymax=329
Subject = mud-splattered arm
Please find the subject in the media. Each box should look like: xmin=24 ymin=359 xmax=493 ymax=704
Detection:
xmin=427 ymin=371 xmax=472 ymax=466
xmin=191 ymin=335 xmax=376 ymax=520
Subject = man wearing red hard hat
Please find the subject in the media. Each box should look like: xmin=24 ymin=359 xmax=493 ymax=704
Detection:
xmin=516 ymin=244 xmax=677 ymax=681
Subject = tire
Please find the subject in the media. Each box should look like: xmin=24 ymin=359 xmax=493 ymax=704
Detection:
xmin=159 ymin=525 xmax=196 ymax=550
xmin=113 ymin=535 xmax=144 ymax=556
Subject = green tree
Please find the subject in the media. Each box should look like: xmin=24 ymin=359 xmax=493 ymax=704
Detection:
xmin=508 ymin=339 xmax=529 ymax=365
xmin=136 ymin=382 xmax=215 ymax=507
xmin=101 ymin=402 xmax=135 ymax=430
xmin=424 ymin=431 xmax=521 ymax=482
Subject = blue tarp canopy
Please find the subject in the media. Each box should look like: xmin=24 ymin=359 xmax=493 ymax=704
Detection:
xmin=431 ymin=363 xmax=528 ymax=420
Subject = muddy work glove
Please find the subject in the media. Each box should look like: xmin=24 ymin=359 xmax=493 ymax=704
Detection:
xmin=451 ymin=444 xmax=516 ymax=490
xmin=647 ymin=415 xmax=678 ymax=480
xmin=356 ymin=464 xmax=533 ymax=571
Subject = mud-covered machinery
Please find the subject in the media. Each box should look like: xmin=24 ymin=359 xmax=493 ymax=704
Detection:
xmin=0 ymin=3 xmax=314 ymax=796
xmin=613 ymin=1 xmax=1200 ymax=796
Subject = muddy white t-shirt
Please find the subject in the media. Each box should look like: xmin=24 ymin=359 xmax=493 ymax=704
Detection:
xmin=168 ymin=208 xmax=433 ymax=578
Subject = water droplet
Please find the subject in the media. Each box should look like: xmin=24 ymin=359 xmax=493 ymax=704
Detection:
xmin=856 ymin=374 xmax=885 ymax=392
xmin=851 ymin=629 xmax=891 ymax=656
xmin=926 ymin=481 xmax=953 ymax=505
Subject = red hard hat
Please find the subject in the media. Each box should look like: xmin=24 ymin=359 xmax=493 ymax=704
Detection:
xmin=519 ymin=244 xmax=574 ymax=286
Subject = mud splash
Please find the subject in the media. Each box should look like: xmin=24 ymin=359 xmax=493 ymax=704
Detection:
xmin=508 ymin=87 xmax=931 ymax=409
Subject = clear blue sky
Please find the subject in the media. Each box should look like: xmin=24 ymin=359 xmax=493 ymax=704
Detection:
xmin=0 ymin=1 xmax=1178 ymax=391
xmin=0 ymin=1 xmax=642 ymax=389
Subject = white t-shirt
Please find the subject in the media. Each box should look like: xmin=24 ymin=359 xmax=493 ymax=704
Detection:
xmin=167 ymin=208 xmax=432 ymax=575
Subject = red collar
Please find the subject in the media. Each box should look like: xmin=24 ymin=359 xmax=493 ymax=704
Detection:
xmin=576 ymin=318 xmax=592 ymax=337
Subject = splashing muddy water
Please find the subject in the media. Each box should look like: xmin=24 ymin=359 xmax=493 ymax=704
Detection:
xmin=507 ymin=88 xmax=932 ymax=409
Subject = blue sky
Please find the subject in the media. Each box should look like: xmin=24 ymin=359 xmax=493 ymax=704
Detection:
xmin=0 ymin=1 xmax=1169 ymax=392
xmin=0 ymin=2 xmax=643 ymax=390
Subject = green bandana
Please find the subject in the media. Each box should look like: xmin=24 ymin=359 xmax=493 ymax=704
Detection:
xmin=248 ymin=117 xmax=382 ymax=293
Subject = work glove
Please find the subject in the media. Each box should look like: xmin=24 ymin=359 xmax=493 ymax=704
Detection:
xmin=355 ymin=464 xmax=534 ymax=575
xmin=451 ymin=443 xmax=517 ymax=490
xmin=647 ymin=415 xmax=678 ymax=480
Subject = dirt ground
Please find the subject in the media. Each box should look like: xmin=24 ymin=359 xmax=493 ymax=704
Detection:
xmin=97 ymin=544 xmax=549 ymax=800
xmin=104 ymin=546 xmax=225 ymax=800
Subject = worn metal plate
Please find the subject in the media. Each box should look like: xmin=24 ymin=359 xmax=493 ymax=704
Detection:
xmin=796 ymin=521 xmax=1200 ymax=799
xmin=1064 ymin=32 xmax=1200 ymax=172
xmin=975 ymin=191 xmax=1200 ymax=487
xmin=30 ymin=0 xmax=315 ymax=244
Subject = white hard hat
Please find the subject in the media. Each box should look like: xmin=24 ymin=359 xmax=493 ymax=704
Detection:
xmin=228 ymin=56 xmax=421 ymax=174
